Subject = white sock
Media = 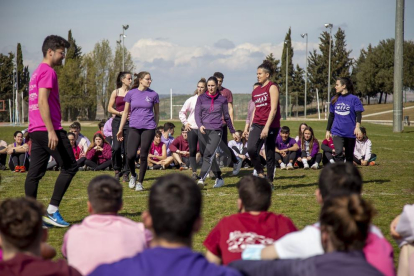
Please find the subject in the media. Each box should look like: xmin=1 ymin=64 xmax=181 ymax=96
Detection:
xmin=288 ymin=162 xmax=292 ymax=166
xmin=302 ymin=159 xmax=308 ymax=165
xmin=47 ymin=204 xmax=58 ymax=214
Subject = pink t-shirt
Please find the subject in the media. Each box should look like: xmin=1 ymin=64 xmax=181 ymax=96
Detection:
xmin=61 ymin=214 xmax=152 ymax=276
xmin=28 ymin=63 xmax=62 ymax=132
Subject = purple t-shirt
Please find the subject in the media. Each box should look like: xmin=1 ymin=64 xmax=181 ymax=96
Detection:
xmin=124 ymin=88 xmax=159 ymax=129
xmin=275 ymin=135 xmax=298 ymax=150
xmin=28 ymin=63 xmax=62 ymax=132
xmin=330 ymin=94 xmax=364 ymax=138
xmin=161 ymin=135 xmax=174 ymax=156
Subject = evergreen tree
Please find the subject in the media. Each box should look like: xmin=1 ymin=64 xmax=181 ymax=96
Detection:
xmin=0 ymin=52 xmax=15 ymax=121
xmin=264 ymin=53 xmax=281 ymax=85
xmin=332 ymin=28 xmax=353 ymax=80
xmin=108 ymin=44 xmax=135 ymax=93
xmin=280 ymin=27 xmax=294 ymax=117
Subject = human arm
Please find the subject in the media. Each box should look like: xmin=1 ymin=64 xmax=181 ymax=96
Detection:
xmin=205 ymin=250 xmax=222 ymax=265
xmin=244 ymin=107 xmax=255 ymax=137
xmin=354 ymin=112 xmax=362 ymax=139
xmin=7 ymin=143 xmax=29 ymax=154
xmin=117 ymin=102 xmax=130 ymax=141
xmin=363 ymin=139 xmax=372 ymax=161
xmin=103 ymin=119 xmax=112 ymax=137
xmin=228 ymin=102 xmax=234 ymax=126
xmin=261 ymin=85 xmax=279 ymax=139
xmin=325 ymin=112 xmax=335 ymax=140
xmin=169 ymin=137 xmax=180 ymax=153
xmin=157 ymin=144 xmax=168 ymax=161
xmin=153 ymin=103 xmax=159 ymax=126
xmin=179 ymin=98 xmax=192 ymax=131
xmin=86 ymin=148 xmax=96 ymax=160
xmin=107 ymin=90 xmax=123 ymax=116
xmin=393 ymin=204 xmax=414 ymax=246
xmin=38 ymin=88 xmax=58 ymax=150
xmin=310 ymin=141 xmax=320 ymax=158
xmin=102 ymin=144 xmax=112 ymax=160
xmin=222 ymin=99 xmax=235 ymax=134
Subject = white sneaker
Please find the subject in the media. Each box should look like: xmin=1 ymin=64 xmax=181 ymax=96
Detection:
xmin=253 ymin=169 xmax=258 ymax=176
xmin=280 ymin=163 xmax=287 ymax=170
xmin=286 ymin=163 xmax=294 ymax=170
xmin=129 ymin=175 xmax=137 ymax=189
xmin=213 ymin=178 xmax=224 ymax=188
xmin=135 ymin=182 xmax=144 ymax=191
xmin=197 ymin=179 xmax=205 ymax=189
xmin=303 ymin=163 xmax=310 ymax=170
xmin=311 ymin=163 xmax=319 ymax=170
xmin=233 ymin=160 xmax=243 ymax=176
xmin=329 ymin=159 xmax=335 ymax=164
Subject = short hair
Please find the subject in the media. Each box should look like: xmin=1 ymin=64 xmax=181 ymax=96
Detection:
xmin=149 ymin=174 xmax=202 ymax=244
xmin=0 ymin=197 xmax=44 ymax=250
xmin=156 ymin=126 xmax=164 ymax=132
xmin=13 ymin=131 xmax=23 ymax=137
xmin=236 ymin=175 xmax=271 ymax=212
xmin=155 ymin=130 xmax=162 ymax=138
xmin=181 ymin=125 xmax=186 ymax=132
xmin=98 ymin=120 xmax=106 ymax=129
xmin=163 ymin=122 xmax=175 ymax=132
xmin=67 ymin=132 xmax=75 ymax=138
xmin=280 ymin=126 xmax=290 ymax=134
xmin=318 ymin=163 xmax=363 ymax=200
xmin=70 ymin=121 xmax=81 ymax=130
xmin=253 ymin=82 xmax=261 ymax=87
xmin=42 ymin=35 xmax=70 ymax=57
xmin=87 ymin=175 xmax=123 ymax=213
xmin=213 ymin=72 xmax=224 ymax=79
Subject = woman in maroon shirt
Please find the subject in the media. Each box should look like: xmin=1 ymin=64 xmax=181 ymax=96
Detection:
xmin=246 ymin=61 xmax=280 ymax=187
xmin=85 ymin=133 xmax=112 ymax=171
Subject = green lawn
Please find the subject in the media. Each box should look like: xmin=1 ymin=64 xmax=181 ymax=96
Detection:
xmin=0 ymin=121 xmax=413 ymax=267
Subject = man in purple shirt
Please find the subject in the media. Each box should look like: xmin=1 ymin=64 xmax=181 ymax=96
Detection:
xmin=90 ymin=174 xmax=242 ymax=276
xmin=161 ymin=122 xmax=175 ymax=157
xmin=275 ymin=126 xmax=299 ymax=170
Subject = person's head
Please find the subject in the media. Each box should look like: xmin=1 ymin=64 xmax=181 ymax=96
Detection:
xmin=257 ymin=60 xmax=275 ymax=84
xmin=69 ymin=122 xmax=81 ymax=139
xmin=298 ymin=123 xmax=308 ymax=140
xmin=195 ymin=78 xmax=207 ymax=95
xmin=207 ymin=76 xmax=219 ymax=94
xmin=91 ymin=133 xmax=107 ymax=148
xmin=142 ymin=174 xmax=202 ymax=246
xmin=67 ymin=132 xmax=76 ymax=147
xmin=233 ymin=130 xmax=243 ymax=143
xmin=98 ymin=120 xmax=105 ymax=132
xmin=87 ymin=175 xmax=123 ymax=214
xmin=213 ymin=72 xmax=224 ymax=89
xmin=41 ymin=35 xmax=70 ymax=66
xmin=316 ymin=162 xmax=363 ymax=204
xmin=13 ymin=131 xmax=23 ymax=145
xmin=163 ymin=122 xmax=175 ymax=136
xmin=181 ymin=125 xmax=188 ymax=140
xmin=236 ymin=175 xmax=271 ymax=212
xmin=301 ymin=126 xmax=316 ymax=152
xmin=253 ymin=82 xmax=261 ymax=90
xmin=0 ymin=198 xmax=46 ymax=256
xmin=358 ymin=126 xmax=368 ymax=141
xmin=320 ymin=194 xmax=375 ymax=253
xmin=131 ymin=71 xmax=151 ymax=90
xmin=116 ymin=71 xmax=132 ymax=89
xmin=156 ymin=126 xmax=164 ymax=133
xmin=332 ymin=77 xmax=355 ymax=104
xmin=154 ymin=130 xmax=162 ymax=145
xmin=280 ymin=126 xmax=290 ymax=142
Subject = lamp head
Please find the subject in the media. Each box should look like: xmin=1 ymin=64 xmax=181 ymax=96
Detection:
xmin=324 ymin=23 xmax=333 ymax=28
xmin=301 ymin=33 xmax=307 ymax=38
xmin=116 ymin=40 xmax=121 ymax=44
xmin=284 ymin=40 xmax=288 ymax=44
xmin=123 ymin=24 xmax=129 ymax=30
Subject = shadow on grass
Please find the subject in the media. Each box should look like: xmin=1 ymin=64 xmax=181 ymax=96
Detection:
xmin=119 ymin=211 xmax=143 ymax=218
xmin=363 ymin=179 xmax=391 ymax=184
xmin=279 ymin=182 xmax=318 ymax=189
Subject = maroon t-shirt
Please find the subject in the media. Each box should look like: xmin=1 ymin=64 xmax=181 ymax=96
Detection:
xmin=0 ymin=253 xmax=81 ymax=276
xmin=252 ymin=81 xmax=281 ymax=128
xmin=203 ymin=212 xmax=297 ymax=265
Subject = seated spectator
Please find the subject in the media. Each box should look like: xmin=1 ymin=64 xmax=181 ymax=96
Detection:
xmin=67 ymin=132 xmax=83 ymax=163
xmin=0 ymin=197 xmax=81 ymax=275
xmin=85 ymin=133 xmax=112 ymax=171
xmin=7 ymin=131 xmax=29 ymax=172
xmin=243 ymin=162 xmax=394 ymax=276
xmin=90 ymin=173 xmax=241 ymax=276
xmin=228 ymin=130 xmax=249 ymax=175
xmin=230 ymin=194 xmax=383 ymax=276
xmin=69 ymin=122 xmax=90 ymax=168
xmin=169 ymin=125 xmax=192 ymax=170
xmin=294 ymin=123 xmax=308 ymax=142
xmin=148 ymin=131 xmax=169 ymax=170
xmin=62 ymin=175 xmax=151 ymax=275
xmin=103 ymin=116 xmax=114 ymax=146
xmin=390 ymin=204 xmax=414 ymax=276
xmin=204 ymin=175 xmax=297 ymax=265
xmin=321 ymin=136 xmax=336 ymax=165
xmin=354 ymin=126 xmax=376 ymax=166
xmin=161 ymin=122 xmax=175 ymax=158
xmin=95 ymin=120 xmax=106 ymax=139
xmin=0 ymin=139 xmax=8 ymax=170
xmin=297 ymin=126 xmax=322 ymax=170
xmin=275 ymin=126 xmax=299 ymax=170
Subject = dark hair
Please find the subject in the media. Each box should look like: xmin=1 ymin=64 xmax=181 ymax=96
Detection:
xmin=156 ymin=126 xmax=164 ymax=132
xmin=331 ymin=77 xmax=355 ymax=105
xmin=280 ymin=126 xmax=290 ymax=134
xmin=207 ymin=76 xmax=219 ymax=86
xmin=213 ymin=72 xmax=224 ymax=79
xmin=320 ymin=194 xmax=375 ymax=251
xmin=98 ymin=120 xmax=106 ymax=130
xmin=13 ymin=131 xmax=23 ymax=137
xmin=87 ymin=133 xmax=109 ymax=153
xmin=42 ymin=35 xmax=70 ymax=57
xmin=149 ymin=174 xmax=202 ymax=244
xmin=297 ymin=123 xmax=308 ymax=142
xmin=258 ymin=60 xmax=275 ymax=77
xmin=116 ymin=72 xmax=131 ymax=89
xmin=163 ymin=122 xmax=175 ymax=132
xmin=181 ymin=125 xmax=186 ymax=132
xmin=87 ymin=175 xmax=123 ymax=213
xmin=0 ymin=197 xmax=44 ymax=250
xmin=67 ymin=132 xmax=77 ymax=147
xmin=70 ymin=121 xmax=81 ymax=130
xmin=131 ymin=71 xmax=150 ymax=90
xmin=155 ymin=130 xmax=162 ymax=138
xmin=318 ymin=162 xmax=363 ymax=200
xmin=301 ymin=126 xmax=318 ymax=154
xmin=194 ymin=78 xmax=207 ymax=95
xmin=234 ymin=130 xmax=246 ymax=146
xmin=359 ymin=126 xmax=368 ymax=139
xmin=237 ymin=175 xmax=271 ymax=212
xmin=253 ymin=82 xmax=261 ymax=87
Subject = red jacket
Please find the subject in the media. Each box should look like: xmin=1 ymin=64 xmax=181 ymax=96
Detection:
xmin=86 ymin=143 xmax=112 ymax=165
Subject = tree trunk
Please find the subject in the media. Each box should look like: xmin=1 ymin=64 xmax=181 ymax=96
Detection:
xmin=368 ymin=96 xmax=371 ymax=105
xmin=384 ymin=93 xmax=388 ymax=104
xmin=379 ymin=92 xmax=383 ymax=104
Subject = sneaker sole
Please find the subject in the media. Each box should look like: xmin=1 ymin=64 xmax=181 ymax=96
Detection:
xmin=197 ymin=182 xmax=205 ymax=189
xmin=135 ymin=187 xmax=144 ymax=191
xmin=286 ymin=167 xmax=293 ymax=170
xmin=42 ymin=216 xmax=70 ymax=228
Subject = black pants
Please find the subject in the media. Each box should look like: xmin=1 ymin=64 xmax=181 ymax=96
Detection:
xmin=0 ymin=146 xmax=7 ymax=166
xmin=323 ymin=151 xmax=334 ymax=165
xmin=247 ymin=124 xmax=278 ymax=182
xmin=353 ymin=153 xmax=377 ymax=165
xmin=188 ymin=129 xmax=199 ymax=172
xmin=275 ymin=151 xmax=297 ymax=165
xmin=300 ymin=152 xmax=322 ymax=166
xmin=332 ymin=136 xmax=356 ymax=163
xmin=198 ymin=129 xmax=223 ymax=180
xmin=25 ymin=130 xmax=78 ymax=207
xmin=85 ymin=159 xmax=112 ymax=171
xmin=9 ymin=152 xmax=29 ymax=171
xmin=221 ymin=124 xmax=238 ymax=165
xmin=112 ymin=117 xmax=130 ymax=174
xmin=77 ymin=157 xmax=86 ymax=167
xmin=127 ymin=128 xmax=155 ymax=183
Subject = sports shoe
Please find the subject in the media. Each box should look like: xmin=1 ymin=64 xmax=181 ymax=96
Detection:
xmin=280 ymin=163 xmax=287 ymax=170
xmin=369 ymin=161 xmax=376 ymax=166
xmin=129 ymin=175 xmax=137 ymax=189
xmin=180 ymin=163 xmax=188 ymax=171
xmin=42 ymin=211 xmax=70 ymax=228
xmin=286 ymin=163 xmax=294 ymax=170
xmin=303 ymin=163 xmax=310 ymax=170
xmin=311 ymin=163 xmax=319 ymax=170
xmin=20 ymin=166 xmax=26 ymax=173
xmin=192 ymin=172 xmax=200 ymax=180
xmin=114 ymin=171 xmax=120 ymax=181
xmin=329 ymin=159 xmax=335 ymax=164
xmin=135 ymin=182 xmax=144 ymax=191
xmin=253 ymin=169 xmax=258 ymax=176
xmin=233 ymin=160 xmax=243 ymax=176
xmin=15 ymin=166 xmax=20 ymax=172
xmin=213 ymin=178 xmax=224 ymax=188
xmin=122 ymin=174 xmax=129 ymax=183
xmin=197 ymin=179 xmax=205 ymax=189
xmin=293 ymin=162 xmax=299 ymax=168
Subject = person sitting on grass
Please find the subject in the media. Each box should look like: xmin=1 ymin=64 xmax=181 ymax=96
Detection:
xmin=161 ymin=122 xmax=175 ymax=158
xmin=275 ymin=126 xmax=299 ymax=170
xmin=321 ymin=135 xmax=336 ymax=165
xmin=148 ymin=130 xmax=170 ymax=170
xmin=353 ymin=126 xmax=376 ymax=166
xmin=85 ymin=133 xmax=112 ymax=171
xmin=297 ymin=126 xmax=322 ymax=170
xmin=242 ymin=162 xmax=395 ymax=276
xmin=7 ymin=131 xmax=30 ymax=173
xmin=103 ymin=116 xmax=113 ymax=146
xmin=0 ymin=139 xmax=7 ymax=170
xmin=0 ymin=197 xmax=81 ymax=276
xmin=230 ymin=194 xmax=383 ymax=276
xmin=228 ymin=130 xmax=249 ymax=175
xmin=168 ymin=125 xmax=195 ymax=170
xmin=204 ymin=175 xmax=297 ymax=265
xmin=62 ymin=175 xmax=151 ymax=275
xmin=69 ymin=122 xmax=90 ymax=168
xmin=90 ymin=173 xmax=242 ymax=276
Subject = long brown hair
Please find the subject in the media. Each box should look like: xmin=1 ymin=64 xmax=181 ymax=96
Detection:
xmin=297 ymin=123 xmax=308 ymax=142
xmin=131 ymin=71 xmax=151 ymax=90
xmin=331 ymin=77 xmax=355 ymax=105
xmin=301 ymin=126 xmax=317 ymax=153
xmin=87 ymin=133 xmax=109 ymax=153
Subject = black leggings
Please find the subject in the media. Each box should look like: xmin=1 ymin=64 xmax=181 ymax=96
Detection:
xmin=85 ymin=159 xmax=112 ymax=171
xmin=187 ymin=129 xmax=199 ymax=172
xmin=9 ymin=152 xmax=29 ymax=171
xmin=198 ymin=129 xmax=223 ymax=180
xmin=299 ymin=152 xmax=322 ymax=166
xmin=332 ymin=136 xmax=356 ymax=163
xmin=275 ymin=151 xmax=297 ymax=165
xmin=0 ymin=146 xmax=7 ymax=166
xmin=127 ymin=128 xmax=155 ymax=183
xmin=247 ymin=124 xmax=278 ymax=182
xmin=112 ymin=116 xmax=130 ymax=174
xmin=323 ymin=151 xmax=334 ymax=164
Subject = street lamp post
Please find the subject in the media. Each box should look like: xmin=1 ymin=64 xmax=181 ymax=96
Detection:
xmin=325 ymin=23 xmax=333 ymax=113
xmin=285 ymin=40 xmax=289 ymax=119
xmin=301 ymin=33 xmax=308 ymax=118
xmin=122 ymin=25 xmax=129 ymax=71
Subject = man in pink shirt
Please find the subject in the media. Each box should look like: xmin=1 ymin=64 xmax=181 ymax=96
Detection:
xmin=62 ymin=175 xmax=151 ymax=275
xmin=24 ymin=35 xmax=78 ymax=228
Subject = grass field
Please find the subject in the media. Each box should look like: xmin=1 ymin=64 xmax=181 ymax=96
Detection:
xmin=1 ymin=121 xmax=413 ymax=267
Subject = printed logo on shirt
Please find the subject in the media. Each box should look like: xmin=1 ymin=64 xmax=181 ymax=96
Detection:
xmin=145 ymin=96 xmax=152 ymax=102
xmin=30 ymin=73 xmax=37 ymax=82
xmin=29 ymin=104 xmax=39 ymax=111
xmin=29 ymin=92 xmax=38 ymax=101
xmin=334 ymin=103 xmax=350 ymax=116
xmin=227 ymin=231 xmax=275 ymax=252
xmin=253 ymin=92 xmax=268 ymax=108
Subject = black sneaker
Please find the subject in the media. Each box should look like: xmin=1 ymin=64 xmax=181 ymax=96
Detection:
xmin=114 ymin=171 xmax=120 ymax=181
xmin=122 ymin=174 xmax=129 ymax=183
xmin=192 ymin=172 xmax=200 ymax=180
xmin=153 ymin=164 xmax=162 ymax=170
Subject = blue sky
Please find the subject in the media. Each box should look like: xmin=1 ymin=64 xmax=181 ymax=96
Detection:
xmin=1 ymin=0 xmax=413 ymax=94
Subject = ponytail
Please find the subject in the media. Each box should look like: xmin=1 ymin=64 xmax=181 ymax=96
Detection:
xmin=331 ymin=77 xmax=355 ymax=105
xmin=131 ymin=71 xmax=150 ymax=90
xmin=257 ymin=60 xmax=275 ymax=77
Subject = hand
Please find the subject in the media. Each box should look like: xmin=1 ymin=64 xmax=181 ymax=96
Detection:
xmin=242 ymin=130 xmax=249 ymax=138
xmin=390 ymin=215 xmax=402 ymax=240
xmin=117 ymin=130 xmax=124 ymax=141
xmin=200 ymin=126 xmax=206 ymax=134
xmin=7 ymin=148 xmax=13 ymax=155
xmin=94 ymin=146 xmax=99 ymax=150
xmin=354 ymin=127 xmax=363 ymax=139
xmin=260 ymin=127 xmax=269 ymax=139
xmin=297 ymin=157 xmax=302 ymax=162
xmin=325 ymin=130 xmax=331 ymax=140
xmin=307 ymin=156 xmax=312 ymax=161
xmin=185 ymin=123 xmax=192 ymax=132
xmin=118 ymin=111 xmax=124 ymax=116
xmin=182 ymin=151 xmax=189 ymax=156
xmin=97 ymin=146 xmax=103 ymax=151
xmin=361 ymin=160 xmax=368 ymax=166
xmin=48 ymin=131 xmax=58 ymax=150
